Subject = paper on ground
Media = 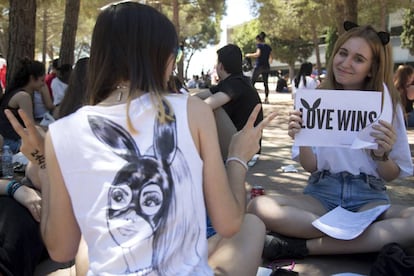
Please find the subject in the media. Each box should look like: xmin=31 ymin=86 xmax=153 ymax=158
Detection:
xmin=312 ymin=204 xmax=390 ymax=240
xmin=256 ymin=267 xmax=272 ymax=276
xmin=281 ymin=164 xmax=298 ymax=173
xmin=351 ymin=83 xmax=393 ymax=149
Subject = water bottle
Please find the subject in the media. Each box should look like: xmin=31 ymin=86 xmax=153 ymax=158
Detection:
xmin=2 ymin=145 xmax=13 ymax=179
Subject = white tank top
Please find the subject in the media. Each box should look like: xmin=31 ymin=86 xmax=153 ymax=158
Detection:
xmin=49 ymin=93 xmax=212 ymax=275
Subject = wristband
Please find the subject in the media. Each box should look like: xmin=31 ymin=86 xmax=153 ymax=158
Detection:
xmin=6 ymin=180 xmax=23 ymax=197
xmin=226 ymin=157 xmax=248 ymax=171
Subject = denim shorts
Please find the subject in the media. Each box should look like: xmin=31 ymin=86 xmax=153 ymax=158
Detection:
xmin=206 ymin=216 xmax=216 ymax=238
xmin=304 ymin=170 xmax=390 ymax=212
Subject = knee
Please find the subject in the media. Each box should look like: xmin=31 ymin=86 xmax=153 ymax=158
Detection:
xmin=246 ymin=196 xmax=262 ymax=216
xmin=243 ymin=213 xmax=266 ymax=236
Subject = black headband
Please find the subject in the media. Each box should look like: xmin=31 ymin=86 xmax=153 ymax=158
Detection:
xmin=343 ymin=21 xmax=390 ymax=45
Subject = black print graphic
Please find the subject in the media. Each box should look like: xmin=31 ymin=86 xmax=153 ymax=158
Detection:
xmin=87 ymin=100 xmax=203 ymax=275
xmin=300 ymin=98 xmax=377 ymax=131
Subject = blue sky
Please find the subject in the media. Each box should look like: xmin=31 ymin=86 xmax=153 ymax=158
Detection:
xmin=186 ymin=0 xmax=254 ymax=78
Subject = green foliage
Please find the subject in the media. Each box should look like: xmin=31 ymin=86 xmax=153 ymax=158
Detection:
xmin=324 ymin=26 xmax=338 ymax=64
xmin=230 ymin=19 xmax=260 ymax=55
xmin=401 ymin=8 xmax=414 ymax=55
xmin=269 ymin=36 xmax=314 ymax=66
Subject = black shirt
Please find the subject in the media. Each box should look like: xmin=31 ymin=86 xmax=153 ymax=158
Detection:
xmin=210 ymin=73 xmax=263 ymax=130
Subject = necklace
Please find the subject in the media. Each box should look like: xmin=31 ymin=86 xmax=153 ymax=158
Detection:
xmin=116 ymin=84 xmax=129 ymax=102
xmin=97 ymin=84 xmax=129 ymax=106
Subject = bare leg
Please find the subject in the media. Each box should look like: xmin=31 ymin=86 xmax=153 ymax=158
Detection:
xmin=249 ymin=195 xmax=414 ymax=256
xmin=208 ymin=214 xmax=265 ymax=276
xmin=75 ymin=237 xmax=89 ymax=276
xmin=308 ymin=205 xmax=414 ymax=255
xmin=247 ymin=194 xmax=326 ymax=238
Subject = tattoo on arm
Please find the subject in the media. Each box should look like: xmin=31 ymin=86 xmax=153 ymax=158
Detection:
xmin=31 ymin=149 xmax=46 ymax=169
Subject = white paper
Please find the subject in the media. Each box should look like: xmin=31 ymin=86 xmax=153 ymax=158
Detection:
xmin=312 ymin=204 xmax=390 ymax=240
xmin=256 ymin=267 xmax=272 ymax=276
xmin=281 ymin=164 xmax=298 ymax=173
xmin=293 ymin=89 xmax=385 ymax=149
xmin=351 ymin=84 xmax=393 ymax=149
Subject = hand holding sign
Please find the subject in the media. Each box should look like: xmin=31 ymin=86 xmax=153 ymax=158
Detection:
xmin=293 ymin=88 xmax=388 ymax=149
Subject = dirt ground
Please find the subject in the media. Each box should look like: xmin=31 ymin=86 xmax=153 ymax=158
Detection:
xmin=247 ymin=90 xmax=414 ymax=276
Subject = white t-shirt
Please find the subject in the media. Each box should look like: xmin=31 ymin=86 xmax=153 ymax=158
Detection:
xmin=51 ymin=77 xmax=68 ymax=106
xmin=292 ymin=76 xmax=319 ymax=92
xmin=292 ymin=103 xmax=413 ymax=178
xmin=49 ymin=93 xmax=213 ymax=275
xmin=33 ymin=91 xmax=48 ymax=119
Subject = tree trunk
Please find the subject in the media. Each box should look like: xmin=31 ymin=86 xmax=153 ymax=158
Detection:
xmin=334 ymin=0 xmax=345 ymax=35
xmin=344 ymin=0 xmax=358 ymax=23
xmin=59 ymin=0 xmax=80 ymax=66
xmin=172 ymin=0 xmax=184 ymax=81
xmin=42 ymin=7 xmax=48 ymax=64
xmin=7 ymin=0 xmax=36 ymax=87
xmin=312 ymin=27 xmax=322 ymax=82
xmin=380 ymin=0 xmax=387 ymax=31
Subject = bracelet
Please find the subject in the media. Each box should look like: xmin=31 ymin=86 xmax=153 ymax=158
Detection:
xmin=6 ymin=180 xmax=23 ymax=197
xmin=370 ymin=150 xmax=389 ymax=161
xmin=226 ymin=157 xmax=248 ymax=171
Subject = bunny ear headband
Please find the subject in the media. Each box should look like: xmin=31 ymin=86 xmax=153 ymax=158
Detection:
xmin=343 ymin=20 xmax=390 ymax=45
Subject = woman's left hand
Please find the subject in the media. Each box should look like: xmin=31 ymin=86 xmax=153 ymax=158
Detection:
xmin=4 ymin=109 xmax=46 ymax=168
xmin=370 ymin=120 xmax=396 ymax=156
xmin=13 ymin=185 xmax=42 ymax=222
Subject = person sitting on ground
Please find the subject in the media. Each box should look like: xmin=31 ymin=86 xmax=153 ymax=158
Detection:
xmin=7 ymin=2 xmax=276 ymax=275
xmin=187 ymin=75 xmax=200 ymax=89
xmin=205 ymin=44 xmax=264 ymax=133
xmin=247 ymin=21 xmax=414 ymax=261
xmin=291 ymin=62 xmax=319 ymax=97
xmin=276 ymin=74 xmax=289 ymax=93
xmin=205 ymin=43 xmax=264 ymax=166
xmin=0 ymin=178 xmax=45 ymax=276
xmin=8 ymin=55 xmax=89 ymax=275
xmin=45 ymin=59 xmax=59 ymax=100
xmin=33 ymin=84 xmax=54 ymax=124
xmin=51 ymin=63 xmax=72 ymax=107
xmin=0 ymin=58 xmax=46 ymax=153
xmin=53 ymin=57 xmax=89 ymax=119
xmin=393 ymin=64 xmax=414 ymax=127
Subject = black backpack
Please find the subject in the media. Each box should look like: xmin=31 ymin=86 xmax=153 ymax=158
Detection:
xmin=370 ymin=243 xmax=414 ymax=276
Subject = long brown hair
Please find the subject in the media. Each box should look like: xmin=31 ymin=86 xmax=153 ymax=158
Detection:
xmin=320 ymin=24 xmax=400 ymax=112
xmin=394 ymin=64 xmax=414 ymax=109
xmin=87 ymin=2 xmax=178 ymax=125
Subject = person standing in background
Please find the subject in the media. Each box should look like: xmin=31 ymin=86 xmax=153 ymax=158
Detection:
xmin=246 ymin=31 xmax=273 ymax=104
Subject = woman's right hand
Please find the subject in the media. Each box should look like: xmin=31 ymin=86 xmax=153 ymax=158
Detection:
xmin=228 ymin=104 xmax=277 ymax=163
xmin=287 ymin=110 xmax=303 ymax=139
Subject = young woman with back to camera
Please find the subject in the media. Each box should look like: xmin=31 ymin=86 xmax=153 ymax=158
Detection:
xmin=6 ymin=2 xmax=276 ymax=275
xmin=248 ymin=21 xmax=414 ymax=260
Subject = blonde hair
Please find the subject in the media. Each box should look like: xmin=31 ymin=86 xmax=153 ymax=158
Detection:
xmin=320 ymin=24 xmax=400 ymax=112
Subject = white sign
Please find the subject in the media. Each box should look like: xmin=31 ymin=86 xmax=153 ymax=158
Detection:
xmin=293 ymin=85 xmax=392 ymax=149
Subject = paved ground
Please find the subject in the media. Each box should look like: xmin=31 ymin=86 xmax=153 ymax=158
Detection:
xmin=247 ymin=89 xmax=414 ymax=275
xmin=35 ymin=89 xmax=414 ymax=275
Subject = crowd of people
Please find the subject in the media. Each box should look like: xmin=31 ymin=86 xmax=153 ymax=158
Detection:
xmin=0 ymin=1 xmax=414 ymax=275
